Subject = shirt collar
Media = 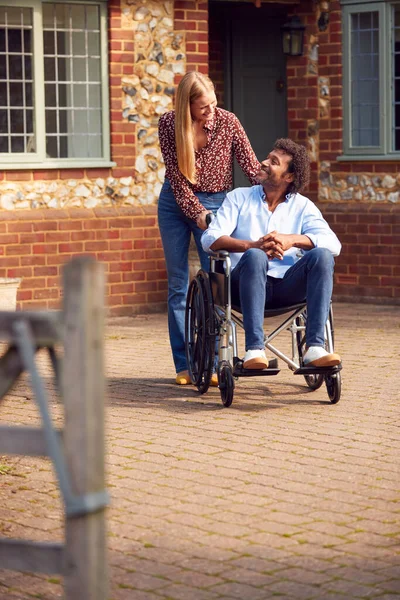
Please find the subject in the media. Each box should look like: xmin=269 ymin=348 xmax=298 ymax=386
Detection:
xmin=203 ymin=108 xmax=218 ymax=132
xmin=260 ymin=186 xmax=293 ymax=203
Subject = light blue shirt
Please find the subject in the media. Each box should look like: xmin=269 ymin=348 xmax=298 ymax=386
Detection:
xmin=201 ymin=185 xmax=341 ymax=278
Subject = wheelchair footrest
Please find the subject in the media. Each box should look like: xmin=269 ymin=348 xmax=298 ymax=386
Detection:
xmin=294 ymin=363 xmax=342 ymax=376
xmin=233 ymin=358 xmax=280 ymax=377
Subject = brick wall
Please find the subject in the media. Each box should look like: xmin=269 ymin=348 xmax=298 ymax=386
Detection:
xmin=317 ymin=0 xmax=342 ymax=165
xmin=109 ymin=0 xmax=136 ymax=178
xmin=0 ymin=206 xmax=167 ymax=315
xmin=0 ymin=0 xmax=169 ymax=316
xmin=321 ymin=204 xmax=400 ymax=305
xmin=285 ymin=0 xmax=319 ymax=202
xmin=316 ymin=0 xmax=400 ymax=303
xmin=174 ymin=0 xmax=208 ymax=76
xmin=0 ymin=0 xmax=210 ymax=317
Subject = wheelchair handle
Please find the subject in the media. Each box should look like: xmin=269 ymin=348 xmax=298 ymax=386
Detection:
xmin=205 ymin=212 xmax=213 ymax=227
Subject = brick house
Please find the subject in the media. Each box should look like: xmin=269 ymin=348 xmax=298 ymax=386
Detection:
xmin=0 ymin=0 xmax=399 ymax=314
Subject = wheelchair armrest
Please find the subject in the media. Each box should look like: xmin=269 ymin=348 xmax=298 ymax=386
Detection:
xmin=209 ymin=250 xmax=230 ymax=260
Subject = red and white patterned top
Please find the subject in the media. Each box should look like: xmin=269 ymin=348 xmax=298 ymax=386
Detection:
xmin=158 ymin=107 xmax=260 ymax=221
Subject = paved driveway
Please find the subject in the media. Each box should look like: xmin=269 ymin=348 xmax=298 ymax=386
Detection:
xmin=0 ymin=303 xmax=399 ymax=599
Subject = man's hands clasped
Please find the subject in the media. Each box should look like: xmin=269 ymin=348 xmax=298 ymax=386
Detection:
xmin=254 ymin=230 xmax=294 ymax=260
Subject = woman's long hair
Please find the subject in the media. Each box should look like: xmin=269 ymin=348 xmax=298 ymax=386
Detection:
xmin=175 ymin=71 xmax=215 ymax=184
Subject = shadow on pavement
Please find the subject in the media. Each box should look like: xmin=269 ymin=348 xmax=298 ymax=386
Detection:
xmin=106 ymin=377 xmax=332 ymax=412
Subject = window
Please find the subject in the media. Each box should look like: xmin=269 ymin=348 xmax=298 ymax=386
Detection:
xmin=0 ymin=0 xmax=111 ymax=169
xmin=342 ymin=0 xmax=400 ymax=158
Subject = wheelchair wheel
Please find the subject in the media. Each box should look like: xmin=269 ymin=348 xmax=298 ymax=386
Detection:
xmin=304 ymin=373 xmax=324 ymax=390
xmin=185 ymin=271 xmax=215 ymax=394
xmin=325 ymin=371 xmax=341 ymax=404
xmin=296 ymin=312 xmax=324 ymax=391
xmin=217 ymin=360 xmax=234 ymax=407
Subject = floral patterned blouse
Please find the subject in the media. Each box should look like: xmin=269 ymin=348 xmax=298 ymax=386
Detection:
xmin=158 ymin=107 xmax=260 ymax=221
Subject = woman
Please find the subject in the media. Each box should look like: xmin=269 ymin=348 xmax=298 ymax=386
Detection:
xmin=158 ymin=71 xmax=260 ymax=385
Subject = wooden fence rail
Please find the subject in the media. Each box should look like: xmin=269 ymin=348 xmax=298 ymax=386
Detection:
xmin=0 ymin=256 xmax=108 ymax=600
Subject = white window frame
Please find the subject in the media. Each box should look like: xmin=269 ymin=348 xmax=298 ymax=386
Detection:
xmin=0 ymin=0 xmax=113 ymax=169
xmin=340 ymin=0 xmax=400 ymax=161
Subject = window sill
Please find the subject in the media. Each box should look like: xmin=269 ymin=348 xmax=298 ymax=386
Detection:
xmin=337 ymin=154 xmax=400 ymax=162
xmin=0 ymin=161 xmax=117 ymax=171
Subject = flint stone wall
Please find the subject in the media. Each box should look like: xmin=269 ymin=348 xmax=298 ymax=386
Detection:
xmin=121 ymin=0 xmax=185 ymax=205
xmin=319 ymin=163 xmax=400 ymax=204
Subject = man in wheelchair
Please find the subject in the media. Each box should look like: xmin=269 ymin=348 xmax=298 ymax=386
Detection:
xmin=201 ymin=138 xmax=341 ymax=371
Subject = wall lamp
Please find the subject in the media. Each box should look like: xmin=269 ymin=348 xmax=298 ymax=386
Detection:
xmin=281 ymin=15 xmax=306 ymax=57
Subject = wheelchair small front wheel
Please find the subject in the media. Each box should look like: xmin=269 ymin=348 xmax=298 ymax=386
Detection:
xmin=325 ymin=371 xmax=341 ymax=404
xmin=217 ymin=360 xmax=235 ymax=408
xmin=305 ymin=373 xmax=324 ymax=391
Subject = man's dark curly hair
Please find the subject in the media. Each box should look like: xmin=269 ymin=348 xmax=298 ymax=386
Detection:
xmin=273 ymin=138 xmax=310 ymax=195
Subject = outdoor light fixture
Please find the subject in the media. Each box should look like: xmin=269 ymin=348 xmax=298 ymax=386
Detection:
xmin=281 ymin=15 xmax=305 ymax=57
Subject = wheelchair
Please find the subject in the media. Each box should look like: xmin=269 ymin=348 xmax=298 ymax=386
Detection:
xmin=184 ymin=250 xmax=342 ymax=407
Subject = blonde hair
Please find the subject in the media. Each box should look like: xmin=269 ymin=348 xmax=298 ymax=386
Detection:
xmin=175 ymin=71 xmax=215 ymax=184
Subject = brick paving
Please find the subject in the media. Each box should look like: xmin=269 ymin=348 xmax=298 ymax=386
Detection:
xmin=0 ymin=302 xmax=399 ymax=600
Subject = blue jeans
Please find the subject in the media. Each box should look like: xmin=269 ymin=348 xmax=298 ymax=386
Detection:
xmin=158 ymin=178 xmax=226 ymax=373
xmin=231 ymin=247 xmax=334 ymax=351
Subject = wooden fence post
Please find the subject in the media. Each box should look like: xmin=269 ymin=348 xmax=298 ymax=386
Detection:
xmin=62 ymin=256 xmax=108 ymax=600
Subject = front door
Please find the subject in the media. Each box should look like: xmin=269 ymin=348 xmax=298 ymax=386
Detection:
xmin=216 ymin=3 xmax=288 ymax=187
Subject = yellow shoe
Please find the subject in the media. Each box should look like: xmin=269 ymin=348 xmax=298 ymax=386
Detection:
xmin=211 ymin=373 xmax=218 ymax=387
xmin=175 ymin=370 xmax=192 ymax=385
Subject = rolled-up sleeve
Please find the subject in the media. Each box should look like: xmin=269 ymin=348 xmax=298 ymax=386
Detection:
xmin=302 ymin=204 xmax=341 ymax=257
xmin=201 ymin=191 xmax=240 ymax=253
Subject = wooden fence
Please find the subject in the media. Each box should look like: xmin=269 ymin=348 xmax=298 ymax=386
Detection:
xmin=0 ymin=256 xmax=108 ymax=600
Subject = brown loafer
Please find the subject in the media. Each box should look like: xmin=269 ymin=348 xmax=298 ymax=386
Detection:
xmin=303 ymin=346 xmax=341 ymax=368
xmin=243 ymin=349 xmax=269 ymax=370
xmin=307 ymin=353 xmax=341 ymax=367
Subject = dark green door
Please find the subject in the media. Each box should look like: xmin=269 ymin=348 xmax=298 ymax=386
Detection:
xmin=224 ymin=4 xmax=288 ymax=187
